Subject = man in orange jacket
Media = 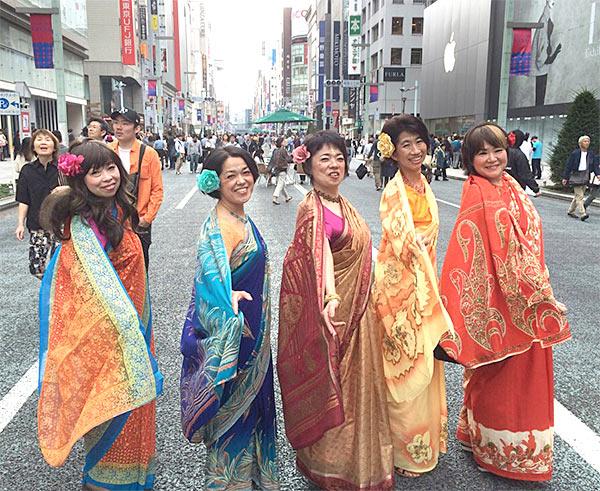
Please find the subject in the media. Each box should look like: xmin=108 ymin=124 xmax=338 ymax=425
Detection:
xmin=109 ymin=109 xmax=164 ymax=268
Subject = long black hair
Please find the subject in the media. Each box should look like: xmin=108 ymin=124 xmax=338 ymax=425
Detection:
xmin=40 ymin=139 xmax=138 ymax=249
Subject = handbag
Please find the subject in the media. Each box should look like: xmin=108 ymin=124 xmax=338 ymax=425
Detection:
xmin=569 ymin=170 xmax=589 ymax=186
xmin=356 ymin=162 xmax=368 ymax=179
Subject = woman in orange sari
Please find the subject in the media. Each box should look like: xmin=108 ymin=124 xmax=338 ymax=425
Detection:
xmin=278 ymin=131 xmax=393 ymax=490
xmin=38 ymin=139 xmax=162 ymax=490
xmin=438 ymin=122 xmax=570 ymax=481
xmin=373 ymin=115 xmax=453 ymax=478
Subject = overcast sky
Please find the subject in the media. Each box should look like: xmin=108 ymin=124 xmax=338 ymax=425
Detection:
xmin=206 ymin=0 xmax=309 ymax=119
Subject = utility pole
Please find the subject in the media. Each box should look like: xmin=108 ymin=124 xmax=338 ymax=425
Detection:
xmin=497 ymin=0 xmax=543 ymax=131
xmin=50 ymin=0 xmax=68 ymax=141
xmin=497 ymin=0 xmax=514 ymax=130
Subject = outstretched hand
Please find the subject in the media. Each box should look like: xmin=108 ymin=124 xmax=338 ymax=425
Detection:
xmin=231 ymin=290 xmax=252 ymax=315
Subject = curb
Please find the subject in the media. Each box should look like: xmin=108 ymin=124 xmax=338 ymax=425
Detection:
xmin=446 ymin=173 xmax=599 ymax=208
xmin=0 ymin=198 xmax=17 ymax=212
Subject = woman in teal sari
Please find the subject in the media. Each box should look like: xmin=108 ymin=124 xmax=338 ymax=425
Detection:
xmin=180 ymin=146 xmax=278 ymax=490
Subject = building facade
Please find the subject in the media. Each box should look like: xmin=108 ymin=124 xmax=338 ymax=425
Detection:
xmin=360 ymin=0 xmax=427 ymax=135
xmin=421 ymin=0 xmax=600 ymax=156
xmin=291 ymin=34 xmax=309 ymax=115
xmin=0 ymin=0 xmax=88 ymax=144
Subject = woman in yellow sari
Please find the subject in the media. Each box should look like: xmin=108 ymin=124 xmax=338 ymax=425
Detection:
xmin=373 ymin=115 xmax=453 ymax=477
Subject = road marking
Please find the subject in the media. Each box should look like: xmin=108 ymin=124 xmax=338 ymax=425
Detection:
xmin=0 ymin=362 xmax=38 ymax=435
xmin=436 ymin=198 xmax=460 ymax=209
xmin=175 ymin=186 xmax=198 ymax=210
xmin=555 ymin=399 xmax=600 ymax=473
xmin=294 ymin=183 xmax=307 ymax=196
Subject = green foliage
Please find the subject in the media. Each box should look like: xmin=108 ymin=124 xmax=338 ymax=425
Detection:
xmin=549 ymin=89 xmax=600 ymax=185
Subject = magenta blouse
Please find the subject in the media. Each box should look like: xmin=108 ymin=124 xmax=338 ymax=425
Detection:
xmin=323 ymin=206 xmax=344 ymax=242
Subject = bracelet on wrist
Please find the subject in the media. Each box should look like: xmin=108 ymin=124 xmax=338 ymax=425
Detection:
xmin=324 ymin=293 xmax=341 ymax=305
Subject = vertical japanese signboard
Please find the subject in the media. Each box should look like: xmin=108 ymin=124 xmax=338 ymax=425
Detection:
xmin=348 ymin=1 xmax=361 ymax=75
xmin=282 ymin=8 xmax=292 ymax=100
xmin=119 ymin=0 xmax=135 ymax=65
xmin=318 ymin=20 xmax=325 ymax=104
xmin=149 ymin=0 xmax=158 ymax=31
xmin=332 ymin=21 xmax=341 ymax=102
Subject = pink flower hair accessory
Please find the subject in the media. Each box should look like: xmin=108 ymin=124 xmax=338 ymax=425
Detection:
xmin=57 ymin=153 xmax=85 ymax=176
xmin=292 ymin=144 xmax=311 ymax=165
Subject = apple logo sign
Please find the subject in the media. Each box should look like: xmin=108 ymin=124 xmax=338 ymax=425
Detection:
xmin=444 ymin=32 xmax=456 ymax=73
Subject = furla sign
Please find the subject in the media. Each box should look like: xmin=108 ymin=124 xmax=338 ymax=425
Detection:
xmin=444 ymin=32 xmax=456 ymax=73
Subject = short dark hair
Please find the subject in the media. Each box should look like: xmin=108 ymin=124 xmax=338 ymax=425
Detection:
xmin=302 ymin=130 xmax=349 ymax=177
xmin=201 ymin=146 xmax=259 ymax=199
xmin=381 ymin=114 xmax=430 ymax=153
xmin=88 ymin=117 xmax=109 ymax=134
xmin=275 ymin=136 xmax=285 ymax=148
xmin=51 ymin=129 xmax=63 ymax=143
xmin=461 ymin=122 xmax=508 ymax=175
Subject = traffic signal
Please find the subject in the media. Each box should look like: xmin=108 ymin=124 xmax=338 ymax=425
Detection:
xmin=324 ymin=79 xmax=343 ymax=87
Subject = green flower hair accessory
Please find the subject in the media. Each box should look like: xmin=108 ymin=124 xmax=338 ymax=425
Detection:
xmin=197 ymin=169 xmax=220 ymax=194
xmin=377 ymin=132 xmax=395 ymax=159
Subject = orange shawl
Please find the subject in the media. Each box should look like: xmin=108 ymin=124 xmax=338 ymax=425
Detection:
xmin=439 ymin=174 xmax=570 ymax=368
xmin=278 ymin=191 xmax=372 ymax=449
xmin=373 ymin=173 xmax=453 ymax=403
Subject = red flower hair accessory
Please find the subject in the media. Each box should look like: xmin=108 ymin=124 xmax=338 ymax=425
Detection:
xmin=507 ymin=131 xmax=516 ymax=147
xmin=57 ymin=153 xmax=85 ymax=176
xmin=292 ymin=144 xmax=311 ymax=164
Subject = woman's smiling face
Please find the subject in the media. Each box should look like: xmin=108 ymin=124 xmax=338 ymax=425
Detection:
xmin=392 ymin=131 xmax=427 ymax=173
xmin=472 ymin=141 xmax=507 ymax=185
xmin=310 ymin=144 xmax=346 ymax=190
xmin=218 ymin=156 xmax=255 ymax=207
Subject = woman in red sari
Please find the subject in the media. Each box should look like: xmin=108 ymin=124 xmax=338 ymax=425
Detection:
xmin=439 ymin=122 xmax=570 ymax=481
xmin=278 ymin=131 xmax=393 ymax=490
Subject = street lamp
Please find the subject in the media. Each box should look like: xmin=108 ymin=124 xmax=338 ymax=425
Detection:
xmin=399 ymin=85 xmax=417 ymax=114
xmin=114 ymin=81 xmax=126 ymax=111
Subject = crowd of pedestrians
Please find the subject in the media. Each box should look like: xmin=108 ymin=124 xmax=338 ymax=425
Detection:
xmin=4 ymin=107 xmax=598 ymax=490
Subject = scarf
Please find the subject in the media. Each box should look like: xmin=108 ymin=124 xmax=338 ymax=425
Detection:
xmin=439 ymin=173 xmax=570 ymax=368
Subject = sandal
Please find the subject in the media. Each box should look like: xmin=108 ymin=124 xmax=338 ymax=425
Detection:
xmin=395 ymin=468 xmax=421 ymax=478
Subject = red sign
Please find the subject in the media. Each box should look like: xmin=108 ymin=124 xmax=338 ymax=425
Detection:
xmin=21 ymin=111 xmax=31 ymax=135
xmin=119 ymin=0 xmax=136 ymax=65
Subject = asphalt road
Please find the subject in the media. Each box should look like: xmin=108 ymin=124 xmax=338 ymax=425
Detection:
xmin=0 ymin=166 xmax=599 ymax=490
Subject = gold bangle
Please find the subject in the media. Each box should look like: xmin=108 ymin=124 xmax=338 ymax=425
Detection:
xmin=324 ymin=293 xmax=341 ymax=304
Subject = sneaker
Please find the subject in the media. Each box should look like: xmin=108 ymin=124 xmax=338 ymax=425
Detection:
xmin=567 ymin=212 xmax=577 ymax=218
xmin=581 ymin=214 xmax=590 ymax=221
xmin=285 ymin=196 xmax=293 ymax=203
xmin=272 ymin=199 xmax=280 ymax=205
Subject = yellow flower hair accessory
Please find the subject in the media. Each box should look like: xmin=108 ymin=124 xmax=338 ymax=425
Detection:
xmin=377 ymin=132 xmax=395 ymax=159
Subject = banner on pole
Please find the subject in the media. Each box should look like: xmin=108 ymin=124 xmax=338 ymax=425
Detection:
xmin=147 ymin=80 xmax=157 ymax=97
xmin=510 ymin=28 xmax=532 ymax=76
xmin=119 ymin=0 xmax=136 ymax=65
xmin=318 ymin=21 xmax=326 ymax=104
xmin=30 ymin=14 xmax=54 ymax=69
xmin=347 ymin=0 xmax=361 ymax=76
xmin=332 ymin=21 xmax=341 ymax=102
xmin=369 ymin=84 xmax=378 ymax=102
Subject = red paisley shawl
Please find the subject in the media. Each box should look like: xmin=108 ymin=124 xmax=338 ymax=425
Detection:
xmin=277 ymin=191 xmax=372 ymax=449
xmin=440 ymin=174 xmax=570 ymax=368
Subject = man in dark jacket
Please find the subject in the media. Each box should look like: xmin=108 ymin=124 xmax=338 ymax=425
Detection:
xmin=562 ymin=135 xmax=598 ymax=220
xmin=506 ymin=130 xmax=540 ymax=195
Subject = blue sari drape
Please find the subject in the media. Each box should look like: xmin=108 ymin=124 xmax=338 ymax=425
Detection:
xmin=180 ymin=210 xmax=278 ymax=490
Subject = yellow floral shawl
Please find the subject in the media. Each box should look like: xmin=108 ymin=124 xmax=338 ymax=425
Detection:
xmin=372 ymin=172 xmax=453 ymax=403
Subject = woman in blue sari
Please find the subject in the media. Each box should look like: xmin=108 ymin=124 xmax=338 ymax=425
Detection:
xmin=180 ymin=146 xmax=278 ymax=490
